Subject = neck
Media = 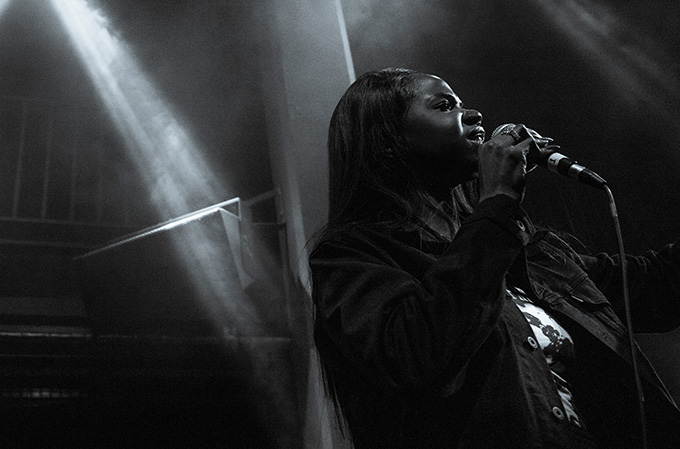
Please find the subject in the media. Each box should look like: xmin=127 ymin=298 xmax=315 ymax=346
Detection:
xmin=410 ymin=156 xmax=476 ymax=201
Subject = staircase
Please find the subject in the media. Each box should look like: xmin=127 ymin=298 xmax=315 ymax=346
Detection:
xmin=0 ymin=194 xmax=302 ymax=448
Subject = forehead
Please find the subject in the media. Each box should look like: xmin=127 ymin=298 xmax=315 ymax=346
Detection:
xmin=411 ymin=74 xmax=458 ymax=100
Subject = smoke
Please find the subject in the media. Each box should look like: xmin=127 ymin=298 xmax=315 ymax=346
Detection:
xmin=341 ymin=0 xmax=491 ymax=73
xmin=530 ymin=0 xmax=680 ymax=133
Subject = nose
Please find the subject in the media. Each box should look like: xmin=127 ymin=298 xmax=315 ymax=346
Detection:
xmin=463 ymin=109 xmax=483 ymax=125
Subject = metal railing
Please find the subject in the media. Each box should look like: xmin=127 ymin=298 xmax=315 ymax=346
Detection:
xmin=0 ymin=96 xmax=152 ymax=247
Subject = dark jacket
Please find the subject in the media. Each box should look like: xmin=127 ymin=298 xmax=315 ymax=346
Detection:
xmin=310 ymin=194 xmax=680 ymax=448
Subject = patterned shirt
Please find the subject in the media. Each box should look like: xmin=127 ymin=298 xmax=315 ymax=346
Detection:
xmin=507 ymin=285 xmax=583 ymax=428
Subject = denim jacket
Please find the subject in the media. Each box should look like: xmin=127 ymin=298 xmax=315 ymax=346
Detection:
xmin=311 ymin=195 xmax=680 ymax=449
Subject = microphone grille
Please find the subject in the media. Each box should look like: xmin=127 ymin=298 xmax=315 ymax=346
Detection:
xmin=491 ymin=123 xmax=516 ymax=138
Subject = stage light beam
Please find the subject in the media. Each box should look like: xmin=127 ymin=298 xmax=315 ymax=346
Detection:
xmin=49 ymin=0 xmax=265 ymax=336
xmin=0 ymin=0 xmax=13 ymax=18
xmin=49 ymin=0 xmax=224 ymax=220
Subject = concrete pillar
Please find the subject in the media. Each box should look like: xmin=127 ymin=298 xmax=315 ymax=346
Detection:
xmin=253 ymin=1 xmax=354 ymax=448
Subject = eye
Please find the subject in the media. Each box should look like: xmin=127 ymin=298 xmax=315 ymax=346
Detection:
xmin=436 ymin=100 xmax=454 ymax=111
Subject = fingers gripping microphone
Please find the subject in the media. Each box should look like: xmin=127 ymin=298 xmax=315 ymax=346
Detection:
xmin=491 ymin=124 xmax=607 ymax=190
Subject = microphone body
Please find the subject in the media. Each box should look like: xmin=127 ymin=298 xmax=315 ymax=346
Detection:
xmin=491 ymin=123 xmax=607 ymax=190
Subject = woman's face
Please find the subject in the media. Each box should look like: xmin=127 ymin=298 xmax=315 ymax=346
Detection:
xmin=403 ymin=74 xmax=485 ymax=183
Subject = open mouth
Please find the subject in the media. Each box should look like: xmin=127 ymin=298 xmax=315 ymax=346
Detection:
xmin=468 ymin=128 xmax=486 ymax=144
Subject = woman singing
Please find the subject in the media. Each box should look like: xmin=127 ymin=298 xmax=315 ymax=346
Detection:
xmin=309 ymin=68 xmax=680 ymax=448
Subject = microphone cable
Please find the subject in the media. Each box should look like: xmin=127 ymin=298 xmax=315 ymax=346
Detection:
xmin=603 ymin=184 xmax=648 ymax=449
xmin=492 ymin=123 xmax=648 ymax=447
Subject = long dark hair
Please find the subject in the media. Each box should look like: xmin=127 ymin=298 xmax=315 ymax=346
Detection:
xmin=324 ymin=68 xmax=477 ymax=239
xmin=313 ymin=68 xmax=479 ymax=442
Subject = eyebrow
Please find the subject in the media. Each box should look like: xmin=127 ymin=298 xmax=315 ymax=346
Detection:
xmin=430 ymin=92 xmax=463 ymax=107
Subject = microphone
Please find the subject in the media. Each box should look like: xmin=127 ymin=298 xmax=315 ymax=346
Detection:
xmin=491 ymin=123 xmax=607 ymax=190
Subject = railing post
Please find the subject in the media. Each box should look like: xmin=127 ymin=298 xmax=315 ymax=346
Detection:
xmin=12 ymin=100 xmax=27 ymax=219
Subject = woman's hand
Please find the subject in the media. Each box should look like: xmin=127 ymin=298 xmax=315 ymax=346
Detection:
xmin=477 ymin=124 xmax=533 ymax=203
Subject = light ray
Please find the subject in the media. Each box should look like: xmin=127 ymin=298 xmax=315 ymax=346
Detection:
xmin=49 ymin=0 xmax=223 ymax=220
xmin=0 ymin=0 xmax=12 ymax=18
xmin=49 ymin=0 xmax=266 ymax=336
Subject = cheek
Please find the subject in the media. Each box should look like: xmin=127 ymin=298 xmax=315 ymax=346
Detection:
xmin=404 ymin=125 xmax=435 ymax=153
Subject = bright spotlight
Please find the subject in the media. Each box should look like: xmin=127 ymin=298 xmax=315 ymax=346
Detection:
xmin=0 ymin=0 xmax=12 ymax=17
xmin=49 ymin=0 xmax=222 ymax=220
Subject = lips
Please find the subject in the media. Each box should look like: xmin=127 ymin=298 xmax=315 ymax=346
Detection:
xmin=468 ymin=127 xmax=486 ymax=143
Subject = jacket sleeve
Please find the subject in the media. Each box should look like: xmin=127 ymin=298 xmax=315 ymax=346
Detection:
xmin=580 ymin=239 xmax=680 ymax=332
xmin=310 ymin=195 xmax=531 ymax=395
